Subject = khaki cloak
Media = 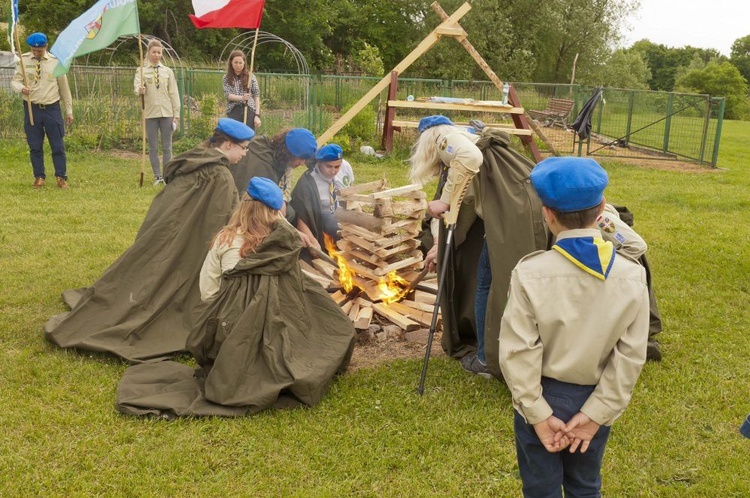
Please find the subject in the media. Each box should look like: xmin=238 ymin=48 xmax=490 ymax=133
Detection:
xmin=45 ymin=147 xmax=239 ymax=362
xmin=438 ymin=129 xmax=548 ymax=380
xmin=115 ymin=220 xmax=356 ymax=417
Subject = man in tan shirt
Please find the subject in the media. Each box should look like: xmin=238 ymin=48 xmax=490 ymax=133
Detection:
xmin=499 ymin=156 xmax=650 ymax=497
xmin=11 ymin=32 xmax=74 ymax=189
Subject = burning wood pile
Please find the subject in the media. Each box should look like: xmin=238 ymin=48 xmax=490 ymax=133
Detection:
xmin=298 ymin=179 xmax=441 ymax=338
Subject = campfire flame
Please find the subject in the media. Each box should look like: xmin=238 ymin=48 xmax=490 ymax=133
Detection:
xmin=323 ymin=234 xmax=410 ymax=303
xmin=377 ymin=271 xmax=410 ymax=305
xmin=324 ymin=234 xmax=356 ymax=293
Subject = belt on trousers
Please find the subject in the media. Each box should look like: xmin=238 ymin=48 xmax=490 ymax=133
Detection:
xmin=30 ymin=101 xmax=59 ymax=109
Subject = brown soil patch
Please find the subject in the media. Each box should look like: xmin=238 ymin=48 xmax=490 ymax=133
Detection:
xmin=348 ymin=329 xmax=446 ymax=372
xmin=536 ymin=126 xmax=721 ymax=174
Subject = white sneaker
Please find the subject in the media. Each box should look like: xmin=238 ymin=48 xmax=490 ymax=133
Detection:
xmin=153 ymin=177 xmax=165 ymax=187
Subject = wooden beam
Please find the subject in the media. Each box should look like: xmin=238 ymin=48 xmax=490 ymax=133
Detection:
xmin=387 ymin=100 xmax=524 ymax=114
xmin=370 ymin=184 xmax=424 ymax=199
xmin=354 ymin=306 xmax=374 ymax=329
xmin=340 ymin=179 xmax=387 ymax=196
xmin=373 ymin=303 xmax=420 ymax=331
xmin=317 ymin=2 xmax=472 ymax=144
xmin=430 ymin=1 xmax=549 ymax=162
xmin=334 ymin=209 xmax=387 ymax=232
xmin=391 ymin=119 xmax=533 ymax=136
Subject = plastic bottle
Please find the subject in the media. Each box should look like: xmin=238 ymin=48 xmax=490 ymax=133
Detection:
xmin=502 ymin=82 xmax=510 ymax=105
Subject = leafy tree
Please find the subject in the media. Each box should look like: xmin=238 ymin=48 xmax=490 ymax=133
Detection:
xmin=729 ymin=34 xmax=750 ymax=88
xmin=579 ymin=48 xmax=651 ymax=89
xmin=631 ymin=39 xmax=726 ymax=91
xmin=676 ymin=61 xmax=749 ymax=119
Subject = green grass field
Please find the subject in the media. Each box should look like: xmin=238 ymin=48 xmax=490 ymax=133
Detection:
xmin=1 ymin=122 xmax=749 ymax=496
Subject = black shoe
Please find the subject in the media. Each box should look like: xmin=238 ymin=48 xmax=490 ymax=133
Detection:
xmin=646 ymin=340 xmax=662 ymax=362
xmin=460 ymin=354 xmax=492 ymax=379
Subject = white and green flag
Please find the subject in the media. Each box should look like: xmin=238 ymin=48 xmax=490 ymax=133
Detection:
xmin=8 ymin=0 xmax=19 ymax=57
xmin=50 ymin=0 xmax=140 ymax=77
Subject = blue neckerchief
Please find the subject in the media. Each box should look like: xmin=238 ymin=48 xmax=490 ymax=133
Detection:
xmin=553 ymin=236 xmax=615 ymax=280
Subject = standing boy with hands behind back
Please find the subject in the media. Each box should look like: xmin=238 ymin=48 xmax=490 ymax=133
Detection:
xmin=499 ymin=157 xmax=650 ymax=497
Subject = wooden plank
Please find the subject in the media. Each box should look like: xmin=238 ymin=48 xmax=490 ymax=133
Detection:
xmin=434 ymin=26 xmax=466 ymax=37
xmin=339 ymin=222 xmax=383 ymax=242
xmin=301 ymin=269 xmax=334 ymax=288
xmin=379 ymin=219 xmax=423 ymax=236
xmin=299 ymin=259 xmax=326 ymax=278
xmin=331 ymin=290 xmax=349 ymax=305
xmin=347 ymin=301 xmax=361 ymax=322
xmin=317 ymin=2 xmax=473 ymax=144
xmin=387 ymin=302 xmax=440 ymax=328
xmin=401 ymin=299 xmax=438 ymax=313
xmin=355 ymin=297 xmax=373 ymax=308
xmin=341 ymin=229 xmax=416 ymax=250
xmin=370 ymin=184 xmax=423 ymax=199
xmin=413 ymin=290 xmax=435 ymax=304
xmin=391 ymin=120 xmax=533 ymax=136
xmin=341 ymin=249 xmax=387 ymax=269
xmin=388 ymin=100 xmax=524 ymax=114
xmin=334 ymin=209 xmax=388 ymax=231
xmin=353 ymin=306 xmax=373 ymax=329
xmin=374 ymin=254 xmax=423 ymax=276
xmin=372 ymin=303 xmax=420 ymax=331
xmin=339 ymin=179 xmax=387 ymax=196
xmin=312 ymin=259 xmax=337 ymax=279
xmin=372 ymin=239 xmax=420 ymax=259
xmin=389 ymin=199 xmax=428 ymax=217
xmin=339 ymin=193 xmax=379 ymax=205
xmin=341 ymin=300 xmax=354 ymax=315
xmin=374 ymin=198 xmax=394 ymax=217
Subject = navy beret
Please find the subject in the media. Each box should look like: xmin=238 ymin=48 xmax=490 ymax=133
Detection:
xmin=215 ymin=118 xmax=254 ymax=142
xmin=315 ymin=143 xmax=343 ymax=162
xmin=530 ymin=157 xmax=608 ymax=212
xmin=26 ymin=33 xmax=48 ymax=48
xmin=247 ymin=176 xmax=283 ymax=210
xmin=418 ymin=115 xmax=453 ymax=133
xmin=284 ymin=128 xmax=317 ymax=159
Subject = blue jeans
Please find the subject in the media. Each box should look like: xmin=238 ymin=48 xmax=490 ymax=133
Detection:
xmin=24 ymin=101 xmax=67 ymax=179
xmin=514 ymin=377 xmax=612 ymax=498
xmin=474 ymin=239 xmax=491 ymax=363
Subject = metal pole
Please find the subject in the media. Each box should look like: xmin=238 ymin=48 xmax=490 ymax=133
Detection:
xmin=418 ymin=225 xmax=454 ymax=396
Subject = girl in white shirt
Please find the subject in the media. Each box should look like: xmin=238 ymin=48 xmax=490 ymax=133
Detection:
xmin=199 ymin=176 xmax=284 ymax=302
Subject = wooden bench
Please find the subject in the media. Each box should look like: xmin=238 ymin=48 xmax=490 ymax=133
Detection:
xmin=528 ymin=98 xmax=575 ymax=129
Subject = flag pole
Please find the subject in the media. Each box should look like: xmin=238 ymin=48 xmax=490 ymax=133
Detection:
xmin=138 ymin=34 xmax=145 ymax=187
xmin=14 ymin=26 xmax=34 ymax=126
xmin=244 ymin=26 xmax=261 ymax=125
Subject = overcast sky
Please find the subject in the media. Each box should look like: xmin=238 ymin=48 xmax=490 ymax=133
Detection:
xmin=621 ymin=0 xmax=750 ymax=56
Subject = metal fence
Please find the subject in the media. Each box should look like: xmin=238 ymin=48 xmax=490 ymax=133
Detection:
xmin=0 ymin=67 xmax=725 ymax=165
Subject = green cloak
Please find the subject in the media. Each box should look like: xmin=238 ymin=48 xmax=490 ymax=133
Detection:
xmin=438 ymin=129 xmax=548 ymax=380
xmin=45 ymin=148 xmax=239 ymax=362
xmin=231 ymin=135 xmax=297 ymax=223
xmin=115 ymin=220 xmax=356 ymax=417
xmin=290 ymin=169 xmax=326 ymax=250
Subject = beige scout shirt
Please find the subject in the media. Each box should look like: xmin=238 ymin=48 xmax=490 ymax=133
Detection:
xmin=133 ymin=64 xmax=180 ymax=119
xmin=435 ymin=130 xmax=483 ymax=205
xmin=499 ymin=228 xmax=650 ymax=427
xmin=596 ymin=204 xmax=647 ymax=259
xmin=11 ymin=52 xmax=73 ymax=116
xmin=199 ymin=233 xmax=243 ymax=303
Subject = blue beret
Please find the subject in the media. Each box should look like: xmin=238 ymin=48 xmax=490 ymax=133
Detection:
xmin=26 ymin=33 xmax=48 ymax=48
xmin=315 ymin=143 xmax=343 ymax=162
xmin=418 ymin=115 xmax=453 ymax=134
xmin=284 ymin=128 xmax=317 ymax=159
xmin=247 ymin=176 xmax=283 ymax=210
xmin=215 ymin=118 xmax=254 ymax=141
xmin=530 ymin=157 xmax=608 ymax=212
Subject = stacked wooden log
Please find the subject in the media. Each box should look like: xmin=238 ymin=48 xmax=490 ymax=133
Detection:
xmin=297 ymin=179 xmax=442 ymax=335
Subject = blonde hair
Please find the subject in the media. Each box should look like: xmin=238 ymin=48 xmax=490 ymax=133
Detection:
xmin=408 ymin=124 xmax=455 ymax=185
xmin=212 ymin=193 xmax=283 ymax=257
xmin=147 ymin=39 xmax=163 ymax=51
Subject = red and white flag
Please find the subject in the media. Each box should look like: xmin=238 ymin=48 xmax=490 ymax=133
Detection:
xmin=190 ymin=0 xmax=265 ymax=29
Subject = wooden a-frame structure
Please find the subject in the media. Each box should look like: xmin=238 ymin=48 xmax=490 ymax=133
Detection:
xmin=317 ymin=2 xmax=557 ymax=161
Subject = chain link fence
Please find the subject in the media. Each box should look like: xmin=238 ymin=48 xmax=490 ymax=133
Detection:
xmin=0 ymin=67 xmax=725 ymax=166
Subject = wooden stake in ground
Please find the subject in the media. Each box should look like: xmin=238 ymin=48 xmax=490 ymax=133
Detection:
xmin=14 ymin=24 xmax=34 ymax=126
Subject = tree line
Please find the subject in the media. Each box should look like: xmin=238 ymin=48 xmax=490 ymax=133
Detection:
xmin=2 ymin=0 xmax=748 ymax=118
